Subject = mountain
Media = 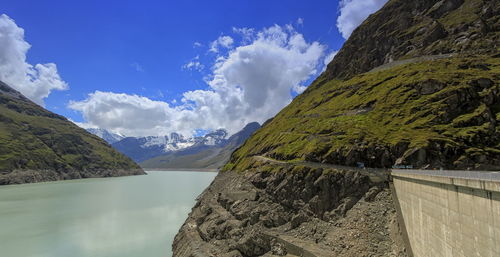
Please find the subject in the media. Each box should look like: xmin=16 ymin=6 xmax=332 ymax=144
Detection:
xmin=227 ymin=0 xmax=500 ymax=172
xmin=111 ymin=129 xmax=229 ymax=163
xmin=0 ymin=81 xmax=144 ymax=185
xmin=141 ymin=122 xmax=260 ymax=169
xmin=86 ymin=128 xmax=124 ymax=144
xmin=173 ymin=0 xmax=499 ymax=256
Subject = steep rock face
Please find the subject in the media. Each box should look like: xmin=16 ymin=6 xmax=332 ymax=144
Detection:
xmin=174 ymin=0 xmax=499 ymax=256
xmin=228 ymin=56 xmax=499 ymax=171
xmin=325 ymin=0 xmax=499 ymax=80
xmin=173 ymin=167 xmax=407 ymax=257
xmin=226 ymin=0 xmax=499 ymax=171
xmin=0 ymin=81 xmax=144 ymax=185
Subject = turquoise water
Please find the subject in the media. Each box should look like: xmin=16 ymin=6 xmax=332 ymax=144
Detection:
xmin=0 ymin=171 xmax=216 ymax=257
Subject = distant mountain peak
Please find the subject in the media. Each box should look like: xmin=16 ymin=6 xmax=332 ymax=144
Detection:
xmin=110 ymin=127 xmax=234 ymax=163
xmin=0 ymin=80 xmax=143 ymax=185
xmin=140 ymin=122 xmax=261 ymax=169
xmin=86 ymin=128 xmax=125 ymax=144
xmin=202 ymin=129 xmax=228 ymax=146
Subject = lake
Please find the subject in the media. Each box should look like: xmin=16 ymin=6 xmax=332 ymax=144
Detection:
xmin=0 ymin=171 xmax=217 ymax=257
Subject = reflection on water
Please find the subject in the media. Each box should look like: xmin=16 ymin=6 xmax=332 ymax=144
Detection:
xmin=0 ymin=171 xmax=216 ymax=257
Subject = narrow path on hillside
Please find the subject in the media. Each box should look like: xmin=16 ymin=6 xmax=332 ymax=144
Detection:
xmin=252 ymin=155 xmax=389 ymax=183
xmin=368 ymin=53 xmax=455 ymax=73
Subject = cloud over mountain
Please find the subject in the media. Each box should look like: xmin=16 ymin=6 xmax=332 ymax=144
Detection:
xmin=0 ymin=14 xmax=67 ymax=106
xmin=70 ymin=24 xmax=329 ymax=137
xmin=336 ymin=0 xmax=388 ymax=39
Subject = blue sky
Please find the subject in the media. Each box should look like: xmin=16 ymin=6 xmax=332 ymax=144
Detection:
xmin=0 ymin=0 xmax=387 ymax=136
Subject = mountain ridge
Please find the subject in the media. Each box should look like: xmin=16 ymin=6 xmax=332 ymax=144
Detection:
xmin=173 ymin=0 xmax=499 ymax=256
xmin=325 ymin=0 xmax=498 ymax=81
xmin=225 ymin=0 xmax=499 ymax=172
xmin=110 ymin=128 xmax=230 ymax=163
xmin=141 ymin=122 xmax=260 ymax=169
xmin=0 ymin=81 xmax=144 ymax=185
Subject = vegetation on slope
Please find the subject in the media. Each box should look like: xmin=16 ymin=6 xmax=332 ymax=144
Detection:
xmin=226 ymin=56 xmax=499 ymax=171
xmin=224 ymin=0 xmax=499 ymax=171
xmin=326 ymin=0 xmax=499 ymax=80
xmin=0 ymin=81 xmax=143 ymax=184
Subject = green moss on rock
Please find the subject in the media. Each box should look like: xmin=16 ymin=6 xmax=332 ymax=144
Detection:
xmin=225 ymin=56 xmax=499 ymax=171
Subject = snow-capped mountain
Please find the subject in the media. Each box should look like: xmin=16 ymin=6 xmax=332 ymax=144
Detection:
xmin=201 ymin=129 xmax=228 ymax=146
xmin=141 ymin=122 xmax=260 ymax=169
xmin=109 ymin=129 xmax=229 ymax=162
xmin=86 ymin=128 xmax=125 ymax=144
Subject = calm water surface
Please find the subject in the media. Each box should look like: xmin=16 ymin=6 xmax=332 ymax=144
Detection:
xmin=0 ymin=171 xmax=216 ymax=257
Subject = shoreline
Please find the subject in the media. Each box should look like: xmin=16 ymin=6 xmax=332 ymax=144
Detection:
xmin=143 ymin=168 xmax=219 ymax=173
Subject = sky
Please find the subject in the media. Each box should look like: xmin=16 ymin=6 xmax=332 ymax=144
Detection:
xmin=0 ymin=0 xmax=388 ymax=137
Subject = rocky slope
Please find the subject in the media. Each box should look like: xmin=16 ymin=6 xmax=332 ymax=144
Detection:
xmin=111 ymin=129 xmax=228 ymax=163
xmin=173 ymin=166 xmax=407 ymax=257
xmin=326 ymin=0 xmax=499 ymax=80
xmin=227 ymin=0 xmax=499 ymax=171
xmin=173 ymin=0 xmax=498 ymax=256
xmin=141 ymin=122 xmax=260 ymax=170
xmin=0 ymin=81 xmax=144 ymax=185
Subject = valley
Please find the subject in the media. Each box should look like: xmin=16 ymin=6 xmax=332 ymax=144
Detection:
xmin=0 ymin=0 xmax=498 ymax=256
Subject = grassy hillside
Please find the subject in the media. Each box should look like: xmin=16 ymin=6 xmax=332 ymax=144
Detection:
xmin=0 ymin=81 xmax=144 ymax=184
xmin=224 ymin=0 xmax=499 ymax=172
xmin=225 ymin=56 xmax=499 ymax=171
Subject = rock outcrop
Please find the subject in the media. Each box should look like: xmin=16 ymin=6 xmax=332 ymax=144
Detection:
xmin=173 ymin=0 xmax=499 ymax=256
xmin=173 ymin=166 xmax=407 ymax=257
xmin=325 ymin=0 xmax=499 ymax=80
xmin=226 ymin=0 xmax=499 ymax=171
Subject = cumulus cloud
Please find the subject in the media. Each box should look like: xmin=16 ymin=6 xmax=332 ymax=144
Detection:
xmin=69 ymin=91 xmax=176 ymax=136
xmin=336 ymin=0 xmax=388 ymax=39
xmin=209 ymin=35 xmax=234 ymax=53
xmin=71 ymin=24 xmax=329 ymax=137
xmin=193 ymin=42 xmax=203 ymax=48
xmin=0 ymin=14 xmax=67 ymax=106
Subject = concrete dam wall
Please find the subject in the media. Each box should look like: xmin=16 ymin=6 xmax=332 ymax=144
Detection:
xmin=392 ymin=170 xmax=500 ymax=257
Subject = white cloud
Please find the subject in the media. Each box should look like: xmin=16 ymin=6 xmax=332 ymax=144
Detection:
xmin=69 ymin=91 xmax=177 ymax=136
xmin=184 ymin=61 xmax=204 ymax=71
xmin=182 ymin=55 xmax=204 ymax=72
xmin=71 ymin=24 xmax=327 ymax=137
xmin=193 ymin=42 xmax=203 ymax=48
xmin=69 ymin=119 xmax=96 ymax=130
xmin=297 ymin=18 xmax=304 ymax=26
xmin=209 ymin=35 xmax=234 ymax=53
xmin=232 ymin=27 xmax=255 ymax=43
xmin=323 ymin=50 xmax=338 ymax=69
xmin=336 ymin=0 xmax=388 ymax=39
xmin=0 ymin=14 xmax=67 ymax=106
xmin=293 ymin=85 xmax=307 ymax=94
